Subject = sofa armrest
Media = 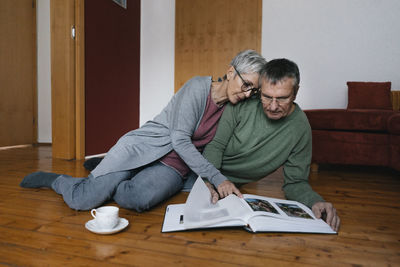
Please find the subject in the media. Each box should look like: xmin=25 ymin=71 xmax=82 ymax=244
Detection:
xmin=388 ymin=112 xmax=400 ymax=134
xmin=391 ymin=91 xmax=400 ymax=111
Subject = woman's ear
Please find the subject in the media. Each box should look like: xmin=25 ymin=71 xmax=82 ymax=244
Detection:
xmin=226 ymin=66 xmax=235 ymax=81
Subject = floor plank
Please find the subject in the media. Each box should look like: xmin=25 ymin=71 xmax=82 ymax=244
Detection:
xmin=0 ymin=145 xmax=399 ymax=266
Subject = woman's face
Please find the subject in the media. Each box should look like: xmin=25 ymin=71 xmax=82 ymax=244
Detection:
xmin=226 ymin=67 xmax=260 ymax=104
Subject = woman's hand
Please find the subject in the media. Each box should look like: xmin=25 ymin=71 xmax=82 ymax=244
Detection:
xmin=205 ymin=180 xmax=243 ymax=204
xmin=205 ymin=182 xmax=219 ymax=204
xmin=217 ymin=180 xmax=243 ymax=199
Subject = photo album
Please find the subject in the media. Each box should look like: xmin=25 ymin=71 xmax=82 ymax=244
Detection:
xmin=162 ymin=177 xmax=336 ymax=234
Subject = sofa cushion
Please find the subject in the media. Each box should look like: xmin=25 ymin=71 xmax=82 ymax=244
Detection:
xmin=347 ymin=81 xmax=392 ymax=110
xmin=305 ymin=109 xmax=394 ymax=132
xmin=311 ymin=130 xmax=390 ymax=166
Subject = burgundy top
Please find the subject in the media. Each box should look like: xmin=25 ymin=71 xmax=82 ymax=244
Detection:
xmin=160 ymin=91 xmax=225 ymax=176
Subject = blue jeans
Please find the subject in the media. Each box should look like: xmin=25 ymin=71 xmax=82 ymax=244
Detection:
xmin=52 ymin=161 xmax=183 ymax=212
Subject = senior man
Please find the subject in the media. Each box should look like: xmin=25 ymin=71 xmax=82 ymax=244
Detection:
xmin=202 ymin=58 xmax=340 ymax=231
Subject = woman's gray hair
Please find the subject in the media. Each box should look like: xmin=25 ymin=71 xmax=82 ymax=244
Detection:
xmin=230 ymin=50 xmax=266 ymax=75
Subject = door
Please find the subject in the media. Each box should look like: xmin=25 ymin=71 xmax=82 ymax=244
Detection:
xmin=84 ymin=0 xmax=141 ymax=156
xmin=0 ymin=0 xmax=37 ymax=147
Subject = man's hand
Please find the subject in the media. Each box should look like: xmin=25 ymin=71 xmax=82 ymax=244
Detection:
xmin=312 ymin=201 xmax=340 ymax=232
xmin=217 ymin=180 xmax=243 ymax=199
xmin=205 ymin=182 xmax=219 ymax=204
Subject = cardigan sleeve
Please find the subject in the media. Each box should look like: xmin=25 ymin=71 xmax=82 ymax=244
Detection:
xmin=168 ymin=77 xmax=227 ymax=187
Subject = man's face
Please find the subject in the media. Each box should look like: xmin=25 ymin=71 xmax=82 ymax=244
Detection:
xmin=260 ymin=77 xmax=296 ymax=120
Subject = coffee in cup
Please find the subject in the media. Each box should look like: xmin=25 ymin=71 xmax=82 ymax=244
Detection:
xmin=90 ymin=206 xmax=119 ymax=229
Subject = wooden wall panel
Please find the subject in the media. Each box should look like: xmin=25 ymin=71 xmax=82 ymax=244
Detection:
xmin=51 ymin=0 xmax=76 ymax=159
xmin=175 ymin=0 xmax=262 ymax=92
xmin=0 ymin=0 xmax=37 ymax=146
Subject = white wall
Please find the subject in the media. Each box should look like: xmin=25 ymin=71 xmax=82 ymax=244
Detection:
xmin=37 ymin=0 xmax=400 ymax=140
xmin=262 ymin=0 xmax=400 ymax=109
xmin=37 ymin=0 xmax=52 ymax=142
xmin=140 ymin=0 xmax=175 ymax=125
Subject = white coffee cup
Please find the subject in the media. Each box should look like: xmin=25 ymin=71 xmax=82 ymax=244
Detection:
xmin=91 ymin=206 xmax=119 ymax=230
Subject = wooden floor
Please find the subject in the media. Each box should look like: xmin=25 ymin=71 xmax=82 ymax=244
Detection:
xmin=0 ymin=145 xmax=399 ymax=266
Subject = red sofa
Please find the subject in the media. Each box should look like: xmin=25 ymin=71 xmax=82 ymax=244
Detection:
xmin=305 ymin=82 xmax=400 ymax=171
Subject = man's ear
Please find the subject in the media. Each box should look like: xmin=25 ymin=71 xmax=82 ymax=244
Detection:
xmin=293 ymin=85 xmax=299 ymax=100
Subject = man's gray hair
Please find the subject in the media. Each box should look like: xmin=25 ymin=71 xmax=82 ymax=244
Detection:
xmin=260 ymin=58 xmax=300 ymax=96
xmin=230 ymin=50 xmax=266 ymax=75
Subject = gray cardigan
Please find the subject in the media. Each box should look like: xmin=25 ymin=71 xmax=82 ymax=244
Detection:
xmin=91 ymin=76 xmax=227 ymax=187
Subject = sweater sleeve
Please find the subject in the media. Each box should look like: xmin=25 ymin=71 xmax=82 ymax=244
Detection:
xmin=167 ymin=77 xmax=227 ymax=186
xmin=202 ymin=103 xmax=238 ymax=187
xmin=282 ymin=122 xmax=324 ymax=208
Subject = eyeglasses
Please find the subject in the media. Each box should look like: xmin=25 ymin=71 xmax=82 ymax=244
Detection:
xmin=233 ymin=66 xmax=259 ymax=95
xmin=260 ymin=94 xmax=293 ymax=105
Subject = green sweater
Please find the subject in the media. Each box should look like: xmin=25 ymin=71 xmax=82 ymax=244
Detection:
xmin=203 ymin=98 xmax=324 ymax=207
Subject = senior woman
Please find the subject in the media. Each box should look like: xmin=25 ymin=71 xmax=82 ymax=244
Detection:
xmin=20 ymin=50 xmax=266 ymax=212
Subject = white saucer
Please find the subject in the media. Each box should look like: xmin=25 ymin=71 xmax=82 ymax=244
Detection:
xmin=85 ymin=218 xmax=129 ymax=235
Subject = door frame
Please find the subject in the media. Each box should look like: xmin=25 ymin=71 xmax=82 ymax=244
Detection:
xmin=50 ymin=0 xmax=85 ymax=159
xmin=75 ymin=0 xmax=85 ymax=160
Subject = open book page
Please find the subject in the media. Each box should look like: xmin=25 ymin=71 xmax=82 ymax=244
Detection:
xmin=243 ymin=194 xmax=333 ymax=223
xmin=162 ymin=204 xmax=186 ymax=232
xmin=242 ymin=194 xmax=336 ymax=233
xmin=161 ymin=204 xmax=246 ymax=233
xmin=242 ymin=194 xmax=318 ymax=221
xmin=183 ymin=177 xmax=252 ymax=228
